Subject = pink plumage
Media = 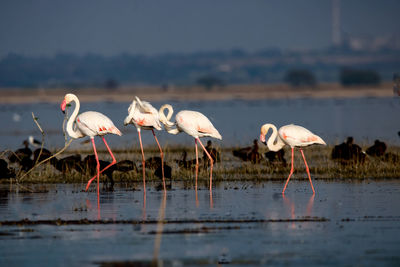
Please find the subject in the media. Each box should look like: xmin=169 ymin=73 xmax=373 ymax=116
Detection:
xmin=77 ymin=111 xmax=122 ymax=137
xmin=175 ymin=110 xmax=222 ymax=140
xmin=124 ymin=96 xmax=166 ymax=190
xmin=278 ymin=124 xmax=325 ymax=148
xmin=61 ymin=93 xmax=121 ymax=202
xmin=159 ymin=104 xmax=221 ymax=192
xmin=260 ymin=123 xmax=325 ymax=194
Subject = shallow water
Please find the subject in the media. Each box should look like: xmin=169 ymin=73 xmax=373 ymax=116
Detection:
xmin=1 ymin=180 xmax=400 ymax=266
xmin=1 ymin=96 xmax=400 ymax=150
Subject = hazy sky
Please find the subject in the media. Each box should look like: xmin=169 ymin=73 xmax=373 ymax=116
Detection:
xmin=0 ymin=0 xmax=399 ymax=58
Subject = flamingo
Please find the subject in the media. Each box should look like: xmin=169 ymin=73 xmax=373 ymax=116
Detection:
xmin=260 ymin=124 xmax=325 ymax=194
xmin=159 ymin=104 xmax=222 ymax=191
xmin=123 ymin=96 xmax=165 ymax=191
xmin=60 ymin=93 xmax=122 ymax=199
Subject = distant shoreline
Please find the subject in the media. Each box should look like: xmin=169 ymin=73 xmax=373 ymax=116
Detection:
xmin=0 ymin=83 xmax=394 ymax=104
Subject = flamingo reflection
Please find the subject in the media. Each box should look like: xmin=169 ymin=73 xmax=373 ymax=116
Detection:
xmin=142 ymin=188 xmax=147 ymax=221
xmin=194 ymin=183 xmax=214 ymax=209
xmin=153 ymin=190 xmax=167 ymax=263
xmin=210 ymin=190 xmax=213 ymax=209
xmin=282 ymin=194 xmax=315 ymax=229
xmin=86 ymin=198 xmax=101 ymax=220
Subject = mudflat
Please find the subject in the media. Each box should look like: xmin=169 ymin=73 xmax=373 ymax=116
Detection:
xmin=0 ymin=83 xmax=394 ymax=104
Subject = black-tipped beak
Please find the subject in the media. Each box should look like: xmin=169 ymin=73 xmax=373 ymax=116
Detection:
xmin=60 ymin=99 xmax=67 ymax=114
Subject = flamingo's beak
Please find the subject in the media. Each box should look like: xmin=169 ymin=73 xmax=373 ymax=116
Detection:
xmin=60 ymin=99 xmax=67 ymax=113
xmin=260 ymin=134 xmax=266 ymax=145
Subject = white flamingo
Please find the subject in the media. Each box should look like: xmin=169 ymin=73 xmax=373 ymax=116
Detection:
xmin=60 ymin=93 xmax=122 ymax=198
xmin=124 ymin=96 xmax=165 ymax=191
xmin=159 ymin=104 xmax=221 ymax=191
xmin=260 ymin=124 xmax=325 ymax=194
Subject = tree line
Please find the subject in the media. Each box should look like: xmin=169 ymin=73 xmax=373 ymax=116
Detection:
xmin=0 ymin=48 xmax=398 ymax=88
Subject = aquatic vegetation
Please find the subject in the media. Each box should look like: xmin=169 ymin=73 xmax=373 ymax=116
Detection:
xmin=2 ymin=145 xmax=400 ymax=185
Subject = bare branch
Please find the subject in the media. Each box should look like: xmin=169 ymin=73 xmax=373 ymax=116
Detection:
xmin=18 ymin=139 xmax=72 ymax=182
xmin=0 ymin=149 xmax=20 ymax=161
xmin=18 ymin=110 xmax=72 ymax=182
xmin=32 ymin=112 xmax=45 ymax=167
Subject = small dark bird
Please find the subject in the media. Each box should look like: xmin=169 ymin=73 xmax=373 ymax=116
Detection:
xmin=82 ymin=155 xmax=117 ymax=190
xmin=8 ymin=140 xmax=32 ymax=163
xmin=0 ymin=159 xmax=15 ymax=179
xmin=383 ymin=152 xmax=400 ymax=163
xmin=81 ymin=155 xmax=137 ymax=190
xmin=155 ymin=164 xmax=171 ymax=180
xmin=28 ymin=136 xmax=42 ymax=147
xmin=331 ymin=137 xmax=365 ymax=164
xmin=33 ymin=148 xmax=52 ymax=163
xmin=203 ymin=140 xmax=220 ymax=167
xmin=19 ymin=157 xmax=34 ymax=172
xmin=143 ymin=156 xmax=163 ymax=169
xmin=154 ymin=163 xmax=173 ymax=190
xmin=233 ymin=139 xmax=261 ymax=164
xmin=50 ymin=154 xmax=82 ymax=175
xmin=176 ymin=151 xmax=203 ymax=169
xmin=113 ymin=160 xmax=137 ymax=173
xmin=142 ymin=156 xmax=172 ymax=180
xmin=366 ymin=139 xmax=387 ymax=157
xmin=264 ymin=149 xmax=287 ymax=167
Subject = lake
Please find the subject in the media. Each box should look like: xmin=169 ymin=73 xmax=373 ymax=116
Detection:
xmin=1 ymin=96 xmax=399 ymax=151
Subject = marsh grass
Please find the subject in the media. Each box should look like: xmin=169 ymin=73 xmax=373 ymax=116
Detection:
xmin=2 ymin=145 xmax=400 ymax=185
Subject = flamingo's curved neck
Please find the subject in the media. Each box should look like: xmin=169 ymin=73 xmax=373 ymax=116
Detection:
xmin=263 ymin=124 xmax=286 ymax=151
xmin=66 ymin=95 xmax=83 ymax=139
xmin=159 ymin=104 xmax=180 ymax=135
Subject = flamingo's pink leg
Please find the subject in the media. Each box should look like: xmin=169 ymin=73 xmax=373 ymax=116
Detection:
xmin=282 ymin=147 xmax=295 ymax=194
xmin=197 ymin=138 xmax=214 ymax=191
xmin=300 ymin=149 xmax=315 ymax=194
xmin=85 ymin=137 xmax=117 ymax=191
xmin=195 ymin=139 xmax=199 ymax=191
xmin=90 ymin=137 xmax=100 ymax=202
xmin=138 ymin=129 xmax=146 ymax=193
xmin=152 ymin=129 xmax=165 ymax=191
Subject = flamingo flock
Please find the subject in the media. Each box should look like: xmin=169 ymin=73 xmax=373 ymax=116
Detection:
xmin=1 ymin=93 xmax=331 ymax=201
xmin=57 ymin=93 xmax=326 ymax=198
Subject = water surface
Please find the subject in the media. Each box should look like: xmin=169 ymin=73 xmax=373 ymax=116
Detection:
xmin=0 ymin=181 xmax=399 ymax=266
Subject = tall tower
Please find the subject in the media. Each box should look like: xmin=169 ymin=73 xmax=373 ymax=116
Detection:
xmin=332 ymin=0 xmax=341 ymax=46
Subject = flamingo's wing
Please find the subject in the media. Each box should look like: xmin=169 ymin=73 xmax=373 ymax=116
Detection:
xmin=77 ymin=111 xmax=122 ymax=136
xmin=176 ymin=111 xmax=222 ymax=139
xmin=279 ymin=124 xmax=324 ymax=146
xmin=133 ymin=112 xmax=162 ymax=130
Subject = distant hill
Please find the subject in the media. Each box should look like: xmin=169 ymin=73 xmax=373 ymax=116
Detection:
xmin=0 ymin=48 xmax=399 ymax=88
